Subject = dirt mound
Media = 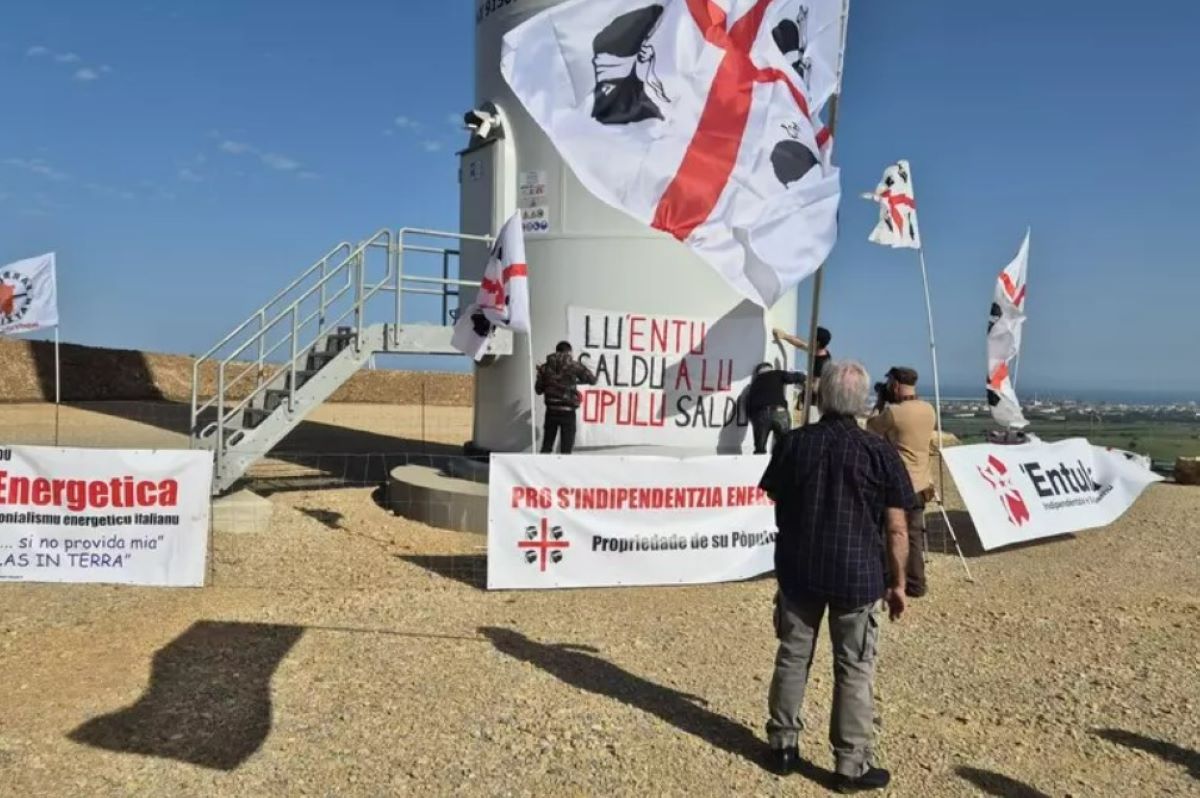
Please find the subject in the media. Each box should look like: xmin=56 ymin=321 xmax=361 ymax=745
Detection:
xmin=0 ymin=338 xmax=473 ymax=406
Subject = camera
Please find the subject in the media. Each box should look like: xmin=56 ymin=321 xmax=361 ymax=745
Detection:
xmin=873 ymin=380 xmax=894 ymax=412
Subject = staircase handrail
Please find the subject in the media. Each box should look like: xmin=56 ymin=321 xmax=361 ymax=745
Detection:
xmin=207 ymin=230 xmax=391 ymax=449
xmin=190 ymin=241 xmax=352 ymax=435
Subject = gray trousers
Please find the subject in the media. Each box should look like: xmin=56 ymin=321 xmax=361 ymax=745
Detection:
xmin=766 ymin=591 xmax=880 ymax=777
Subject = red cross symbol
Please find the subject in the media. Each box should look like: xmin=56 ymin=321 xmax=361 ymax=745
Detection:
xmin=879 ymin=189 xmax=916 ymax=235
xmin=480 ymin=262 xmax=527 ymax=309
xmin=517 ymin=518 xmax=570 ymax=572
xmin=651 ymin=0 xmax=830 ymax=242
xmin=999 ymin=272 xmax=1026 ymax=307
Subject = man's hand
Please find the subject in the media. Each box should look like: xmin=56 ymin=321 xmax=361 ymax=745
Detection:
xmin=884 ymin=587 xmax=907 ymax=621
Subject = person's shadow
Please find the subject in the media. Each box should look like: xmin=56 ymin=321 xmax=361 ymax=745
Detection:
xmin=478 ymin=626 xmax=833 ymax=786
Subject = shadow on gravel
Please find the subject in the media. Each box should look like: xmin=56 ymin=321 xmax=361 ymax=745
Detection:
xmin=1093 ymin=728 xmax=1200 ymax=780
xmin=69 ymin=621 xmax=304 ymax=771
xmin=399 ymin=554 xmax=487 ymax=589
xmin=927 ymin=510 xmax=1075 ymax=558
xmin=955 ymin=766 xmax=1051 ymax=797
xmin=479 ymin=627 xmax=804 ymax=779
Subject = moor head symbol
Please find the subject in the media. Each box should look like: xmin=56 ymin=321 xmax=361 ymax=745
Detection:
xmin=592 ymin=5 xmax=671 ymax=125
xmin=771 ymin=139 xmax=818 ymax=187
xmin=772 ymin=4 xmax=812 ymax=85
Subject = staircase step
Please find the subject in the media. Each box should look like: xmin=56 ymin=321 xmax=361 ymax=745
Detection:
xmin=307 ymin=350 xmax=339 ymax=370
xmin=264 ymin=388 xmax=291 ymax=413
xmin=284 ymin=369 xmax=317 ymax=390
xmin=242 ymin=407 xmax=271 ymax=430
xmin=325 ymin=326 xmax=356 ymax=354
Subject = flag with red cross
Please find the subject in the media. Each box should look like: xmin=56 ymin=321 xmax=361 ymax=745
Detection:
xmin=501 ymin=0 xmax=845 ymax=308
xmin=863 ymin=160 xmax=920 ymax=250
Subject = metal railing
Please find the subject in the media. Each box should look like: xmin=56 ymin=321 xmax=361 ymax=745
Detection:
xmin=189 ymin=227 xmax=496 ymax=474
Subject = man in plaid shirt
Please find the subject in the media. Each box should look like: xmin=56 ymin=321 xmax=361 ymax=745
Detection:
xmin=758 ymin=360 xmax=912 ymax=794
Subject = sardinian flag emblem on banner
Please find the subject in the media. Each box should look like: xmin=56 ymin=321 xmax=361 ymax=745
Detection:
xmin=501 ymin=0 xmax=845 ymax=308
xmin=452 ymin=213 xmax=531 ymax=362
xmin=863 ymin=160 xmax=920 ymax=249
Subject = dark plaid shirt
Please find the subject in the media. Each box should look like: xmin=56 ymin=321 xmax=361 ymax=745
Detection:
xmin=759 ymin=414 xmax=915 ymax=608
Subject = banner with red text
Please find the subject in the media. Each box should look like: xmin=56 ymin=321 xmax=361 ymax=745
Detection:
xmin=488 ymin=453 xmax=776 ymax=590
xmin=568 ymin=305 xmax=767 ymax=451
xmin=0 ymin=445 xmax=213 ymax=587
xmin=941 ymin=438 xmax=1160 ymax=551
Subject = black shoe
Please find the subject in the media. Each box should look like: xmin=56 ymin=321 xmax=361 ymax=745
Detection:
xmin=834 ymin=766 xmax=891 ymax=793
xmin=767 ymin=746 xmax=802 ymax=775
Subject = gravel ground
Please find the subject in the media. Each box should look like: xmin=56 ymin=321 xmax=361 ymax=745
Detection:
xmin=1 ymin=407 xmax=1198 ymax=797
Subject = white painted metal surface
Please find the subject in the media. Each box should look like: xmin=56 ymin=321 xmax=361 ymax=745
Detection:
xmin=463 ymin=0 xmax=800 ymax=455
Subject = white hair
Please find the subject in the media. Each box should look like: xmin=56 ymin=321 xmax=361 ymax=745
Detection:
xmin=818 ymin=360 xmax=870 ymax=417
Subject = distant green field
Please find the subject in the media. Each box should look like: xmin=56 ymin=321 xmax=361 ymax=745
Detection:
xmin=942 ymin=417 xmax=1200 ymax=466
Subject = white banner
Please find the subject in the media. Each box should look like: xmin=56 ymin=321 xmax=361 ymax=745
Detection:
xmin=0 ymin=445 xmax=213 ymax=587
xmin=0 ymin=252 xmax=58 ymax=334
xmin=488 ymin=454 xmax=776 ymax=590
xmin=941 ymin=438 xmax=1161 ymax=551
xmin=568 ymin=305 xmax=767 ymax=451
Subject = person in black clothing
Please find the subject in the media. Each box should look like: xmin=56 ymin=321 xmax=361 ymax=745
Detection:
xmin=747 ymin=362 xmax=805 ymax=454
xmin=773 ymin=325 xmax=832 ymax=422
xmin=534 ymin=341 xmax=597 ymax=454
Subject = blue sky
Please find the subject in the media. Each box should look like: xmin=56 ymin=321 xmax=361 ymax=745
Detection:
xmin=2 ymin=1 xmax=1197 ymax=397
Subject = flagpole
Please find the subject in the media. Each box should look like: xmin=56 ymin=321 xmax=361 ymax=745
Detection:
xmin=800 ymin=0 xmax=851 ymax=427
xmin=526 ymin=334 xmax=537 ymax=452
xmin=916 ymin=247 xmax=944 ymax=447
xmin=53 ymin=327 xmax=62 ymax=446
xmin=916 ymin=244 xmax=974 ymax=582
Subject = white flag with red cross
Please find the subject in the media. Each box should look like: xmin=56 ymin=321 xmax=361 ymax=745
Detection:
xmin=501 ymin=0 xmax=845 ymax=308
xmin=0 ymin=252 xmax=59 ymax=335
xmin=986 ymin=231 xmax=1029 ymax=429
xmin=452 ymin=213 xmax=531 ymax=362
xmin=863 ymin=160 xmax=920 ymax=249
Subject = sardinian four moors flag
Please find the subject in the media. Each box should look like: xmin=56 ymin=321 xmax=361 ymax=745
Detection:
xmin=863 ymin=160 xmax=920 ymax=249
xmin=0 ymin=252 xmax=58 ymax=335
xmin=501 ymin=0 xmax=845 ymax=308
xmin=986 ymin=232 xmax=1030 ymax=429
xmin=452 ymin=213 xmax=531 ymax=361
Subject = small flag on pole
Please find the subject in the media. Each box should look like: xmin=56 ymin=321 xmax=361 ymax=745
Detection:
xmin=452 ymin=213 xmax=531 ymax=362
xmin=986 ymin=231 xmax=1030 ymax=429
xmin=863 ymin=160 xmax=920 ymax=249
xmin=0 ymin=252 xmax=59 ymax=335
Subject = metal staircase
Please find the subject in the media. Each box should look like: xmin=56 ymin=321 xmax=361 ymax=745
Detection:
xmin=190 ymin=228 xmax=511 ymax=495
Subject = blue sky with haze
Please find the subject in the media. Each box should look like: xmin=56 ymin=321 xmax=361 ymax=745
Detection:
xmin=1 ymin=1 xmax=1197 ymax=397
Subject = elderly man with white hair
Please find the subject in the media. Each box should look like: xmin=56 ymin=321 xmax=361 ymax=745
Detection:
xmin=758 ymin=360 xmax=913 ymax=794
